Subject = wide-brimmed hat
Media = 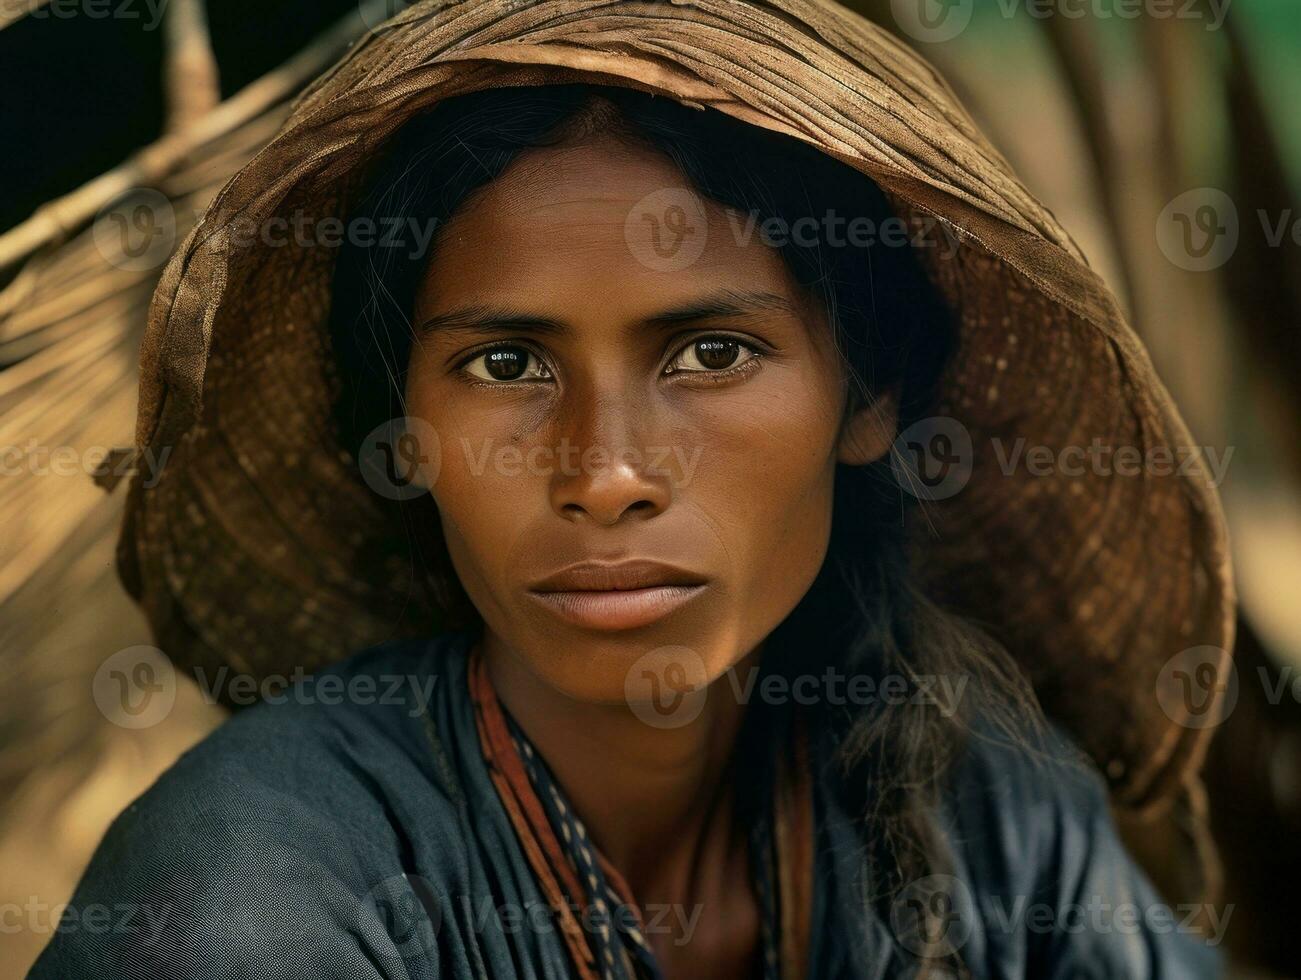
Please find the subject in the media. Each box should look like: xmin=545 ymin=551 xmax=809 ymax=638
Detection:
xmin=118 ymin=0 xmax=1234 ymax=820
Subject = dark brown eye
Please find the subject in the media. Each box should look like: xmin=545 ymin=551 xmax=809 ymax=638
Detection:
xmin=695 ymin=339 xmax=738 ymax=370
xmin=463 ymin=345 xmax=550 ymax=383
xmin=485 ymin=348 xmax=527 ymax=380
xmin=668 ymin=336 xmax=758 ymax=374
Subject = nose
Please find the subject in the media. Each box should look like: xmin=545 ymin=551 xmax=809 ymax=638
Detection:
xmin=548 ymin=387 xmax=673 ymax=526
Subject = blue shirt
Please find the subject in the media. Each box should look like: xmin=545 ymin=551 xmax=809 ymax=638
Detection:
xmin=28 ymin=630 xmax=1223 ymax=978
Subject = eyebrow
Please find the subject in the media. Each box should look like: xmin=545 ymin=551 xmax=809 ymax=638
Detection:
xmin=414 ymin=289 xmax=800 ymax=336
xmin=645 ymin=289 xmax=799 ymax=325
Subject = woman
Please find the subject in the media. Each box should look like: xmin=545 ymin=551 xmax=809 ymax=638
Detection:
xmin=30 ymin=0 xmax=1234 ymax=977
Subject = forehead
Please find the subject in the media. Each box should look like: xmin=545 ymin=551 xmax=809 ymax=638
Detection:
xmin=415 ymin=136 xmax=806 ymax=314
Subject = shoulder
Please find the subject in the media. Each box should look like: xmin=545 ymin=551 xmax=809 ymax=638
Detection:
xmin=940 ymin=721 xmax=1224 ymax=978
xmin=943 ymin=718 xmax=1107 ymax=877
xmin=927 ymin=717 xmax=1108 ymax=928
xmin=144 ymin=630 xmax=464 ymax=823
xmin=27 ymin=631 xmax=473 ymax=980
xmin=190 ymin=630 xmax=460 ymax=774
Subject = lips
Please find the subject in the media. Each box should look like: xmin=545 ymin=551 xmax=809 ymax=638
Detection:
xmin=527 ymin=560 xmax=709 ymax=631
xmin=530 ymin=560 xmax=706 ymax=593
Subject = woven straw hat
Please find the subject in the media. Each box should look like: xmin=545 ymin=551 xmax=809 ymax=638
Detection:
xmin=118 ymin=0 xmax=1234 ymax=819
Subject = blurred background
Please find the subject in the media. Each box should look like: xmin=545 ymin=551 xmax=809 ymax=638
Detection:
xmin=1 ymin=0 xmax=1298 ymax=976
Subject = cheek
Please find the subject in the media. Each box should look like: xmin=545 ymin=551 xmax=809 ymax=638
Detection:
xmin=425 ymin=441 xmax=541 ymax=634
xmin=404 ymin=362 xmax=541 ymax=601
xmin=677 ymin=370 xmax=842 ymax=597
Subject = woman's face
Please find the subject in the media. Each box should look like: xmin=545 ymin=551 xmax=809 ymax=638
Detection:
xmin=405 ymin=133 xmax=893 ymax=704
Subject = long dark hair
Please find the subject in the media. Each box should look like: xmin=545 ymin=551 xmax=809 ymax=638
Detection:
xmin=327 ymin=83 xmax=1045 ymax=975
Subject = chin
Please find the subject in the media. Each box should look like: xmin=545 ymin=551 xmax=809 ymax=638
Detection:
xmin=517 ymin=626 xmax=733 ymax=714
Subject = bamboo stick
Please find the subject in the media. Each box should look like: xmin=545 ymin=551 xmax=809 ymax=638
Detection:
xmin=0 ymin=0 xmax=51 ymax=32
xmin=0 ymin=0 xmax=389 ymax=271
xmin=1037 ymin=11 xmax=1142 ymax=327
xmin=164 ymin=0 xmax=221 ymax=133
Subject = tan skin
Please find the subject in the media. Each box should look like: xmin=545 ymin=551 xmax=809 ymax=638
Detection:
xmin=404 ymin=133 xmax=897 ymax=979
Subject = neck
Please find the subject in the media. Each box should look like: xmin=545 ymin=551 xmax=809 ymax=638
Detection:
xmin=479 ymin=632 xmax=761 ymax=904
